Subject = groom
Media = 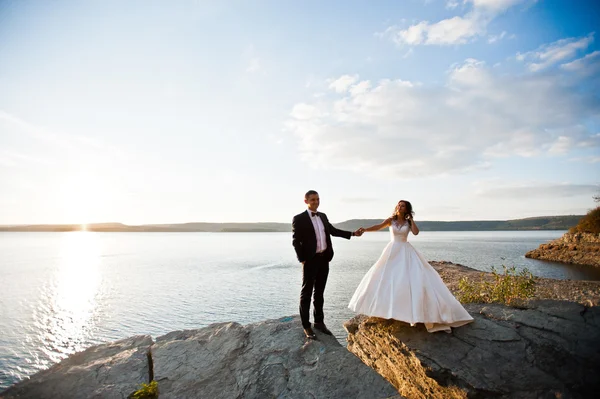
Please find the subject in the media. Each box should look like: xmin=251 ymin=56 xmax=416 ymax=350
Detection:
xmin=292 ymin=190 xmax=362 ymax=339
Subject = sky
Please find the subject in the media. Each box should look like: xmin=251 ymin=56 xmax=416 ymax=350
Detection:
xmin=0 ymin=0 xmax=599 ymax=225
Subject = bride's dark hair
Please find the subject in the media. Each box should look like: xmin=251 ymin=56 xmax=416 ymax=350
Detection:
xmin=391 ymin=200 xmax=414 ymax=226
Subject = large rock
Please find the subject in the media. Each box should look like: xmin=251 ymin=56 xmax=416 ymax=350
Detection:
xmin=525 ymin=232 xmax=600 ymax=267
xmin=2 ymin=317 xmax=401 ymax=399
xmin=1 ymin=335 xmax=153 ymax=399
xmin=345 ymin=300 xmax=600 ymax=399
xmin=152 ymin=316 xmax=401 ymax=398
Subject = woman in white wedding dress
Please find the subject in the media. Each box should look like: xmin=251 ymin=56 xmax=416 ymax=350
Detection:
xmin=348 ymin=200 xmax=473 ymax=333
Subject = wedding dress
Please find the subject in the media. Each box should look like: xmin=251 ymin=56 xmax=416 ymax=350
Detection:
xmin=348 ymin=220 xmax=473 ymax=333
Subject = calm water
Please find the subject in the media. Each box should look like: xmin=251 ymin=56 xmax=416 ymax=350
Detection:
xmin=1 ymin=230 xmax=598 ymax=390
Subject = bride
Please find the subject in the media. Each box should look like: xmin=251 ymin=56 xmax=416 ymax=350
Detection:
xmin=348 ymin=200 xmax=473 ymax=333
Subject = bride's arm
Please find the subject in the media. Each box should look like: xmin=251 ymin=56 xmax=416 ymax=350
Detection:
xmin=407 ymin=216 xmax=420 ymax=235
xmin=361 ymin=218 xmax=392 ymax=232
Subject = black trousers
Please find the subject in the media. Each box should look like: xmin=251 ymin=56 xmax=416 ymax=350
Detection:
xmin=299 ymin=254 xmax=330 ymax=329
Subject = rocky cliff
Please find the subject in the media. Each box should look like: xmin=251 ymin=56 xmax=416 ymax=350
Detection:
xmin=1 ymin=316 xmax=400 ymax=399
xmin=525 ymin=232 xmax=600 ymax=268
xmin=345 ymin=299 xmax=600 ymax=399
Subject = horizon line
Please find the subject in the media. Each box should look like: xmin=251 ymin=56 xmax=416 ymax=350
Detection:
xmin=0 ymin=213 xmax=585 ymax=227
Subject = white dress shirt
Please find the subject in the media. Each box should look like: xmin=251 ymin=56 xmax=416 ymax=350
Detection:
xmin=307 ymin=209 xmax=327 ymax=253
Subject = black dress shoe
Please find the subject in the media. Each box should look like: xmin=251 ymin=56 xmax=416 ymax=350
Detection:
xmin=303 ymin=327 xmax=316 ymax=339
xmin=314 ymin=322 xmax=333 ymax=335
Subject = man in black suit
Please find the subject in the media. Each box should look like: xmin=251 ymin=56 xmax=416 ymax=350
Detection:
xmin=292 ymin=190 xmax=363 ymax=339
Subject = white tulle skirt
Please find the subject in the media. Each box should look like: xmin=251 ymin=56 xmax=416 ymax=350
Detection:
xmin=348 ymin=240 xmax=473 ymax=333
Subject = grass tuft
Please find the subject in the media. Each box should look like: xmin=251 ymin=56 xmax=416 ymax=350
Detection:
xmin=457 ymin=265 xmax=535 ymax=305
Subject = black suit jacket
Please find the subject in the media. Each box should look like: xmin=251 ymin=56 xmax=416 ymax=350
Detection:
xmin=292 ymin=210 xmax=352 ymax=263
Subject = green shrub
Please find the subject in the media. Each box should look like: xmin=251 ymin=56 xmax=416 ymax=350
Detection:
xmin=569 ymin=206 xmax=600 ymax=234
xmin=129 ymin=381 xmax=158 ymax=399
xmin=457 ymin=266 xmax=535 ymax=305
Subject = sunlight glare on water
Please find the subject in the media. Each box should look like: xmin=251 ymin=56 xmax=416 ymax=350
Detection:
xmin=28 ymin=232 xmax=103 ymax=371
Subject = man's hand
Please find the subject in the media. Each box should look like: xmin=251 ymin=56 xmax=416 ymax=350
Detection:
xmin=353 ymin=228 xmax=364 ymax=237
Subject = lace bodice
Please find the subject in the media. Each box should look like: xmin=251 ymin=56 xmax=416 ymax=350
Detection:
xmin=390 ymin=219 xmax=410 ymax=242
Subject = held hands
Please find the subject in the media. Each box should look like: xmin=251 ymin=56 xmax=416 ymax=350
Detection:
xmin=353 ymin=227 xmax=365 ymax=237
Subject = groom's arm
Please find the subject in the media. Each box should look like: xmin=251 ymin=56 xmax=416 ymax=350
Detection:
xmin=292 ymin=216 xmax=305 ymax=262
xmin=323 ymin=215 xmax=353 ymax=240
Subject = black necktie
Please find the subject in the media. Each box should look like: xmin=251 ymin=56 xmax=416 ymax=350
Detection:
xmin=311 ymin=212 xmax=318 ymax=217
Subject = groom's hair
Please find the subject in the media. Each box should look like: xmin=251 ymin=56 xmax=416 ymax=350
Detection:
xmin=305 ymin=190 xmax=318 ymax=199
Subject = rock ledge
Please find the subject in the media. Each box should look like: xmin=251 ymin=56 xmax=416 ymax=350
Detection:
xmin=345 ymin=299 xmax=600 ymax=399
xmin=1 ymin=316 xmax=400 ymax=399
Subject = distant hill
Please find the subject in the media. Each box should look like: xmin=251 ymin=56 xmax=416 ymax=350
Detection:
xmin=0 ymin=215 xmax=583 ymax=232
xmin=336 ymin=215 xmax=584 ymax=232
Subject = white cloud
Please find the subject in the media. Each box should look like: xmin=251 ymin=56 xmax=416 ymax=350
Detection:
xmin=561 ymin=50 xmax=600 ymax=75
xmin=289 ymin=103 xmax=322 ymax=120
xmin=349 ymin=80 xmax=372 ymax=96
xmin=517 ymin=33 xmax=595 ymax=71
xmin=569 ymin=156 xmax=600 ymax=164
xmin=579 ymin=133 xmax=600 ymax=148
xmin=469 ymin=0 xmax=528 ymax=12
xmin=426 ymin=15 xmax=487 ymax=44
xmin=385 ymin=16 xmax=483 ymax=46
xmin=488 ymin=31 xmax=507 ymax=43
xmin=446 ymin=0 xmax=460 ymax=9
xmin=285 ymin=59 xmax=600 ymax=179
xmin=328 ymin=74 xmax=359 ymax=93
xmin=547 ymin=136 xmax=573 ymax=155
xmin=544 ymin=128 xmax=600 ymax=154
xmin=476 ymin=183 xmax=598 ymax=198
xmin=380 ymin=0 xmax=529 ymax=46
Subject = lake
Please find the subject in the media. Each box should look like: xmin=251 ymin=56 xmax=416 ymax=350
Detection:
xmin=1 ymin=230 xmax=597 ymax=390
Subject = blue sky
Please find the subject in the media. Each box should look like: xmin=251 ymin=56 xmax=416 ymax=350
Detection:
xmin=1 ymin=0 xmax=599 ymax=224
